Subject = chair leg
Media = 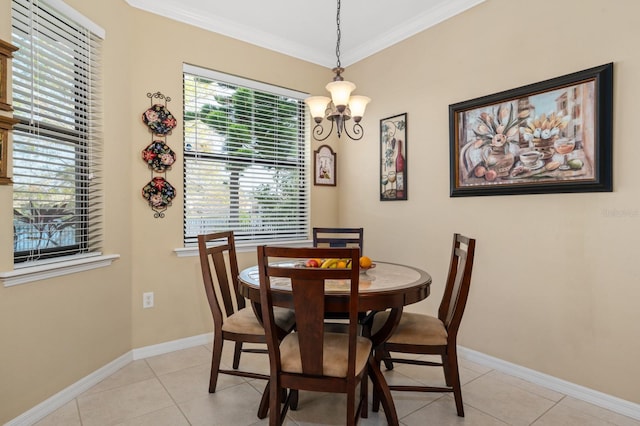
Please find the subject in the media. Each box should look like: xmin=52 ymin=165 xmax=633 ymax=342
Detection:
xmin=447 ymin=348 xmax=465 ymax=417
xmin=289 ymin=389 xmax=299 ymax=410
xmin=371 ymin=350 xmax=382 ymax=412
xmin=257 ymin=381 xmax=270 ymax=419
xmin=360 ymin=371 xmax=368 ymax=419
xmin=442 ymin=353 xmax=452 ymax=387
xmin=382 ymin=347 xmax=394 ymax=370
xmin=269 ymin=378 xmax=283 ymax=426
xmin=209 ymin=334 xmax=223 ymax=393
xmin=233 ymin=341 xmax=243 ymax=369
xmin=346 ymin=386 xmax=356 ymax=426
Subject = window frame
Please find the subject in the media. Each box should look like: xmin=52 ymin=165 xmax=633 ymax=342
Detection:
xmin=182 ymin=64 xmax=311 ymax=248
xmin=11 ymin=0 xmax=104 ymax=264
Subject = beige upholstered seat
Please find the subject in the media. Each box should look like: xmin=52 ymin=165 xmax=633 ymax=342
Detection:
xmin=280 ymin=332 xmax=371 ymax=378
xmin=372 ymin=312 xmax=448 ymax=346
xmin=371 ymin=233 xmax=476 ymax=417
xmin=257 ymin=246 xmax=370 ymax=426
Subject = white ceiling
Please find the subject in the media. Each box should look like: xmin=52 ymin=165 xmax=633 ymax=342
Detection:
xmin=125 ymin=0 xmax=485 ymax=68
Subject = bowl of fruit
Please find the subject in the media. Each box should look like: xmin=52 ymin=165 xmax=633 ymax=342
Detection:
xmin=358 ymin=256 xmax=375 ymax=274
xmin=303 ymin=256 xmax=374 ymax=272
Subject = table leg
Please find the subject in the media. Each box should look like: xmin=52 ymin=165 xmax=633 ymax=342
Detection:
xmin=368 ymin=357 xmax=399 ymax=426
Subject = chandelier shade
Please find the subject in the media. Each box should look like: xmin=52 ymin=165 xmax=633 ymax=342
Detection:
xmin=305 ymin=0 xmax=370 ymax=141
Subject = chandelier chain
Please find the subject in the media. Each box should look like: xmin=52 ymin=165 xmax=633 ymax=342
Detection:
xmin=335 ymin=0 xmax=341 ymax=69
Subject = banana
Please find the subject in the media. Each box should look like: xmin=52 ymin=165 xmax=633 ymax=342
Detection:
xmin=321 ymin=258 xmax=338 ymax=268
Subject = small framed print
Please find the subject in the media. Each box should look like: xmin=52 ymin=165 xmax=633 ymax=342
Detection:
xmin=380 ymin=113 xmax=408 ymax=200
xmin=314 ymin=144 xmax=336 ymax=186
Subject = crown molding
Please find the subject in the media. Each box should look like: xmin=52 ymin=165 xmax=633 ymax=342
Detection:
xmin=125 ymin=0 xmax=485 ymax=68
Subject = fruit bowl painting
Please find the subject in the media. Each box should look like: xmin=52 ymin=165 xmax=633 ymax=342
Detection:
xmin=449 ymin=63 xmax=612 ymax=196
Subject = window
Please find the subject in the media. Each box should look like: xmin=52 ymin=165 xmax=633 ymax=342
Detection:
xmin=183 ymin=64 xmax=309 ymax=246
xmin=11 ymin=0 xmax=104 ymax=263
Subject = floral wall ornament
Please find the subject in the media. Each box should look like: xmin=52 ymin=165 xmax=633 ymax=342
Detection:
xmin=142 ymin=176 xmax=176 ymax=218
xmin=142 ymin=103 xmax=176 ymax=135
xmin=142 ymin=140 xmax=176 ymax=172
xmin=140 ymin=91 xmax=177 ymax=217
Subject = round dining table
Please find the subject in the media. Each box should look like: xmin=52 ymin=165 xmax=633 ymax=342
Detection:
xmin=238 ymin=261 xmax=432 ymax=426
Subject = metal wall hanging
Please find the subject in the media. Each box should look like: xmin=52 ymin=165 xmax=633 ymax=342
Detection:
xmin=141 ymin=91 xmax=177 ymax=217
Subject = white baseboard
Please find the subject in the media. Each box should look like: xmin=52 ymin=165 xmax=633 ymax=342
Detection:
xmin=5 ymin=352 xmax=133 ymax=426
xmin=6 ymin=333 xmax=212 ymax=426
xmin=458 ymin=346 xmax=640 ymax=421
xmin=8 ymin=337 xmax=638 ymax=425
xmin=131 ymin=332 xmax=213 ymax=360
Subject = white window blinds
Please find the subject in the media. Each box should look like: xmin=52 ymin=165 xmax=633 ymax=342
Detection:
xmin=183 ymin=64 xmax=309 ymax=246
xmin=11 ymin=0 xmax=104 ymax=263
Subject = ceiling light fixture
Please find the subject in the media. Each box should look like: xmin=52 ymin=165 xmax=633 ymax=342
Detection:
xmin=304 ymin=0 xmax=371 ymax=141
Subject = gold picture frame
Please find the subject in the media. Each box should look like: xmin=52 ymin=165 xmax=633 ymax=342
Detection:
xmin=0 ymin=39 xmax=19 ymax=112
xmin=0 ymin=115 xmax=19 ymax=184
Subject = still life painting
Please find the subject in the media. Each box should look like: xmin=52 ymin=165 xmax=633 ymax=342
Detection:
xmin=449 ymin=63 xmax=612 ymax=196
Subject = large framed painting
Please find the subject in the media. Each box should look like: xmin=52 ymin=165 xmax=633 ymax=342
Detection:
xmin=449 ymin=63 xmax=613 ymax=197
xmin=380 ymin=113 xmax=407 ymax=201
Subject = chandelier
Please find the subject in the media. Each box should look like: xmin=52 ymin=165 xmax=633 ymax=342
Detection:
xmin=304 ymin=0 xmax=371 ymax=141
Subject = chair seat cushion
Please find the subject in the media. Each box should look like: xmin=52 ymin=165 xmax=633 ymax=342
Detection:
xmin=280 ymin=332 xmax=372 ymax=377
xmin=372 ymin=311 xmax=448 ymax=346
xmin=223 ymin=306 xmax=295 ymax=335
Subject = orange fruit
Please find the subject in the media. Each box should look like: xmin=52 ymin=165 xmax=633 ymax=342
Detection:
xmin=337 ymin=261 xmax=347 ymax=268
xmin=359 ymin=256 xmax=372 ymax=268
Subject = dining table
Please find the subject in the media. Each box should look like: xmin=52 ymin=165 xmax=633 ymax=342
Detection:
xmin=238 ymin=260 xmax=432 ymax=426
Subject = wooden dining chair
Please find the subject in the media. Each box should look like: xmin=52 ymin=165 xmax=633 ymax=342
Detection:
xmin=312 ymin=227 xmax=364 ymax=255
xmin=257 ymin=246 xmax=371 ymax=426
xmin=371 ymin=233 xmax=476 ymax=417
xmin=313 ymin=227 xmax=369 ymax=327
xmin=198 ymin=232 xmax=296 ymax=417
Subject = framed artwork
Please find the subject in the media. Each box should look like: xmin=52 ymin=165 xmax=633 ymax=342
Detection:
xmin=380 ymin=113 xmax=407 ymax=200
xmin=314 ymin=144 xmax=336 ymax=186
xmin=0 ymin=39 xmax=19 ymax=112
xmin=0 ymin=115 xmax=19 ymax=184
xmin=449 ymin=63 xmax=613 ymax=197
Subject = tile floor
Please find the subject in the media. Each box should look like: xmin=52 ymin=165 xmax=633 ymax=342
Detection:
xmin=34 ymin=343 xmax=640 ymax=426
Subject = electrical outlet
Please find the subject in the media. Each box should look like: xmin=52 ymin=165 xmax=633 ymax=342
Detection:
xmin=143 ymin=292 xmax=154 ymax=308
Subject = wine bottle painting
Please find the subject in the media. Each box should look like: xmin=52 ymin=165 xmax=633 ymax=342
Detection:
xmin=380 ymin=113 xmax=407 ymax=200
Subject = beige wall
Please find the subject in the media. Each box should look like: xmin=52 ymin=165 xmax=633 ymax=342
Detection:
xmin=0 ymin=0 xmax=338 ymax=422
xmin=339 ymin=0 xmax=640 ymax=406
xmin=1 ymin=0 xmax=639 ymax=422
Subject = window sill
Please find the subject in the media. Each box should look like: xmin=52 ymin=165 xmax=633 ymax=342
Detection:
xmin=1 ymin=253 xmax=120 ymax=287
xmin=174 ymin=240 xmax=312 ymax=257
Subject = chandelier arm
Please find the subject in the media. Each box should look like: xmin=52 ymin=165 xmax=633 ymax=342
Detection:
xmin=311 ymin=120 xmax=335 ymax=142
xmin=342 ymin=121 xmax=364 ymax=141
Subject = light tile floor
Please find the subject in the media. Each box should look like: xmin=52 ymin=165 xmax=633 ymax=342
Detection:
xmin=34 ymin=343 xmax=640 ymax=426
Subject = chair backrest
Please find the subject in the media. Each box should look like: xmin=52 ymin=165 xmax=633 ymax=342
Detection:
xmin=438 ymin=233 xmax=476 ymax=338
xmin=257 ymin=246 xmax=361 ymax=377
xmin=312 ymin=227 xmax=364 ymax=254
xmin=198 ymin=231 xmax=243 ymax=327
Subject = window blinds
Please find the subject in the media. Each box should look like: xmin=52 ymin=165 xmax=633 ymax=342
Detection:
xmin=11 ymin=0 xmax=103 ymax=263
xmin=183 ymin=64 xmax=310 ymax=246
